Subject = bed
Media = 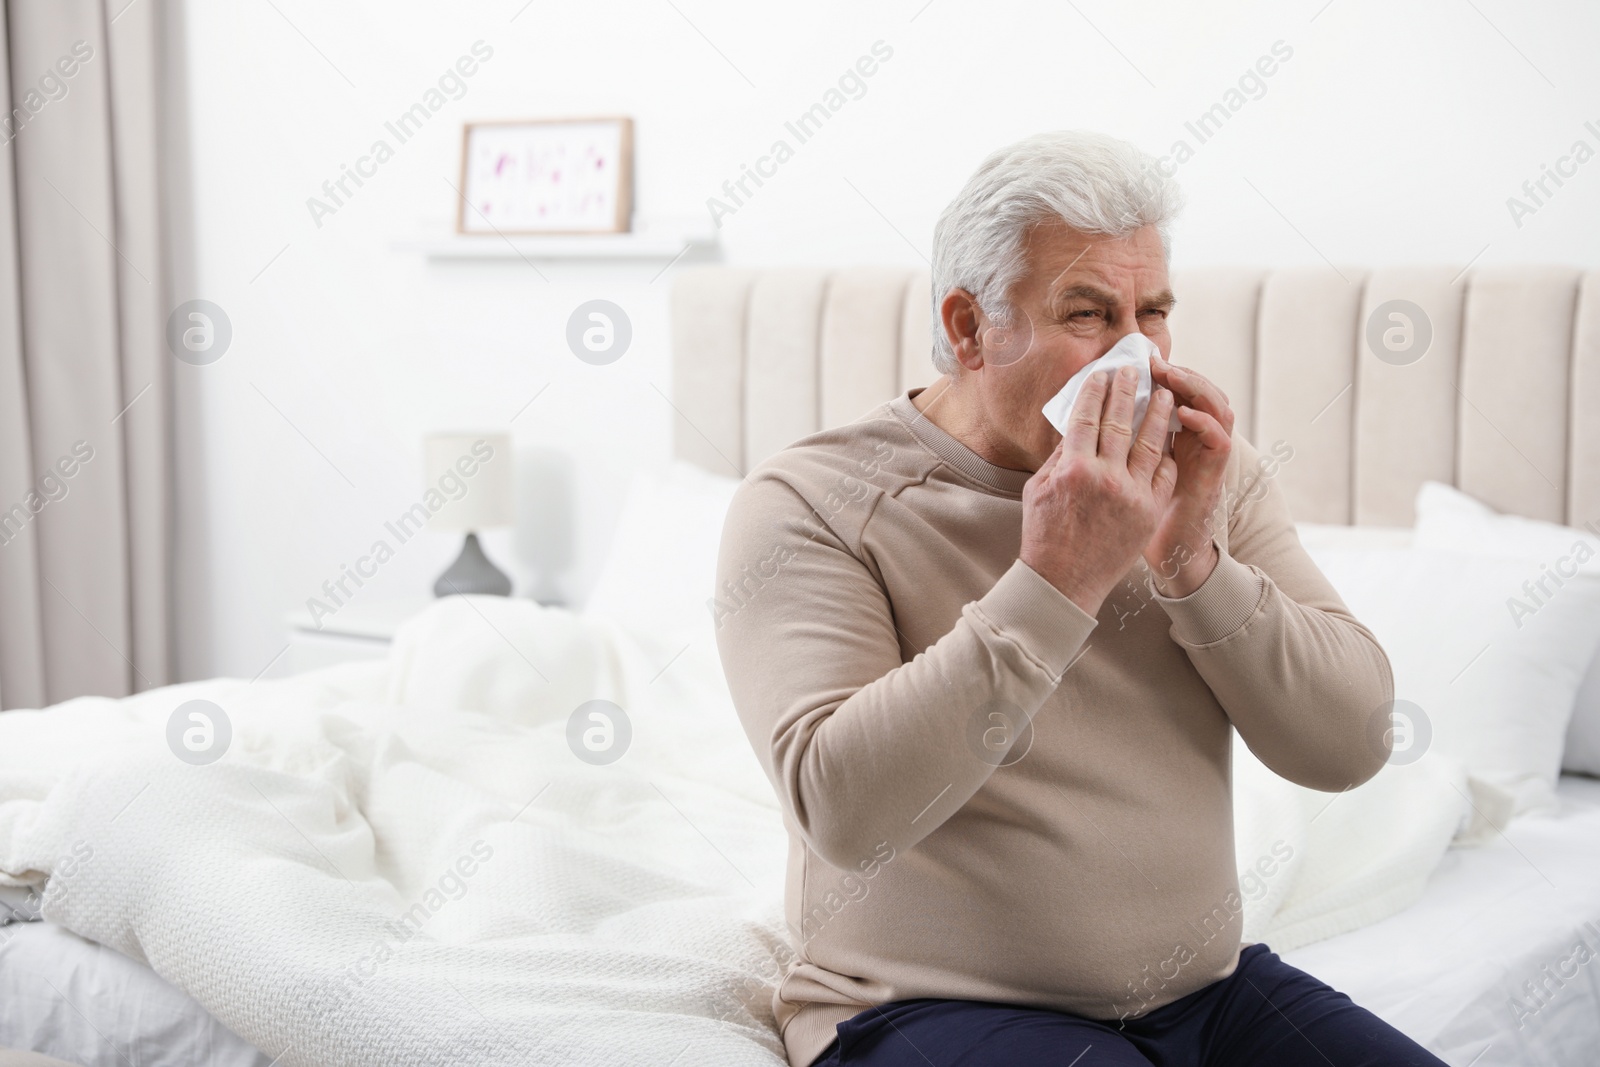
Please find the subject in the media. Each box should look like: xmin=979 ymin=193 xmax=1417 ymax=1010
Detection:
xmin=4 ymin=770 xmax=1599 ymax=1067
xmin=2 ymin=263 xmax=1599 ymax=1067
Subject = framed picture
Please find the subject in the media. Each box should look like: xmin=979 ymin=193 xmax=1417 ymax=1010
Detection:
xmin=457 ymin=117 xmax=633 ymax=235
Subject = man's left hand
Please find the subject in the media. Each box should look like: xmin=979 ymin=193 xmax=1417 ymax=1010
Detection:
xmin=1143 ymin=352 xmax=1234 ymax=597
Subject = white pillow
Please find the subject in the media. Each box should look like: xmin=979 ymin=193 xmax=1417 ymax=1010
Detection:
xmin=1300 ymin=536 xmax=1600 ymax=815
xmin=387 ymin=595 xmax=610 ymax=724
xmin=1412 ymin=481 xmax=1600 ymax=777
xmin=1414 ymin=482 xmax=1600 ymax=571
xmin=1571 ymin=663 xmax=1600 ymax=776
xmin=583 ymin=460 xmax=741 ymax=649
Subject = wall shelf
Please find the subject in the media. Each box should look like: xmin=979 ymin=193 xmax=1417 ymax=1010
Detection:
xmin=399 ymin=225 xmax=718 ymax=262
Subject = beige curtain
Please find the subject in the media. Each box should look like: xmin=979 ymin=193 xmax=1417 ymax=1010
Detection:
xmin=0 ymin=0 xmax=169 ymax=709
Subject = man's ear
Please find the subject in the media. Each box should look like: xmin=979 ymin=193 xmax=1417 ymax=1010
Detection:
xmin=940 ymin=289 xmax=986 ymax=372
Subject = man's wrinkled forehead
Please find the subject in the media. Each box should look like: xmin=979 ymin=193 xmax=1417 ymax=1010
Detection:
xmin=1020 ymin=223 xmax=1172 ymax=307
xmin=1046 ymin=277 xmax=1177 ymax=314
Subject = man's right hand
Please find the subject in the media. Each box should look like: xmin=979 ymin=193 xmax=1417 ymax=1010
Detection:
xmin=1020 ymin=365 xmax=1179 ymax=617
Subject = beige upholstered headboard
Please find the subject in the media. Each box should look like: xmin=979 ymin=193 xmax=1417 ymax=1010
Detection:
xmin=670 ymin=265 xmax=1600 ymax=527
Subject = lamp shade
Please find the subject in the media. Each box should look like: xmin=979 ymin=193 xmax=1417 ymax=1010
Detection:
xmin=422 ymin=432 xmax=513 ymax=531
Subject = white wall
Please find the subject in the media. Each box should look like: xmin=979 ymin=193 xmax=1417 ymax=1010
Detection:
xmin=168 ymin=0 xmax=1600 ymax=681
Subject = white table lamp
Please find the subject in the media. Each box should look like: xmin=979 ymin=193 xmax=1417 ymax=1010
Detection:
xmin=424 ymin=432 xmax=514 ymax=597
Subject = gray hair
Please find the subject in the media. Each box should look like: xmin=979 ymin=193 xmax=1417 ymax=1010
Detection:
xmin=929 ymin=130 xmax=1183 ymax=374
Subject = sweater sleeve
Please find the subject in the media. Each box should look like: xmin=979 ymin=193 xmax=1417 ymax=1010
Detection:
xmin=1151 ymin=436 xmax=1395 ymax=791
xmin=713 ymin=473 xmax=1097 ymax=871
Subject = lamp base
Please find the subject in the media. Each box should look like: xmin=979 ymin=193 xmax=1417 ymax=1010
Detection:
xmin=434 ymin=532 xmax=512 ymax=597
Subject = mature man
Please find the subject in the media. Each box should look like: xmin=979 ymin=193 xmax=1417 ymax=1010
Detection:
xmin=714 ymin=131 xmax=1444 ymax=1067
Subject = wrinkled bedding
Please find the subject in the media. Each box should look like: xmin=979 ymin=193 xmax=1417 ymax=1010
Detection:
xmin=0 ymin=597 xmax=1470 ymax=1066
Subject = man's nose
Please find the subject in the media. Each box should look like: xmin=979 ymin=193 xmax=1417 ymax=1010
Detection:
xmin=1098 ymin=325 xmax=1143 ymax=359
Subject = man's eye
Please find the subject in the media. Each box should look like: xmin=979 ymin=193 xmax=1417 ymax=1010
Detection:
xmin=1068 ymin=309 xmax=1101 ymax=320
xmin=1139 ymin=308 xmax=1170 ymax=320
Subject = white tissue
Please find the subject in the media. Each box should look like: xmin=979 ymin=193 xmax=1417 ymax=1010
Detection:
xmin=1040 ymin=331 xmax=1183 ymax=437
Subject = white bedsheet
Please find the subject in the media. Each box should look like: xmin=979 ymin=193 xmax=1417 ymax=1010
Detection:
xmin=1286 ymin=774 xmax=1600 ymax=1067
xmin=0 ymin=920 xmax=272 ymax=1067
xmin=0 ymin=597 xmax=1536 ymax=1067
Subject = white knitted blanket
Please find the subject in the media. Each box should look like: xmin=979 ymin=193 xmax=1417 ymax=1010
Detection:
xmin=0 ymin=600 xmax=792 ymax=1066
xmin=0 ymin=596 xmax=1469 ymax=1065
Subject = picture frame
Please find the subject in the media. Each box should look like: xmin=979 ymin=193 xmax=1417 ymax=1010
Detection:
xmin=456 ymin=116 xmax=633 ymax=235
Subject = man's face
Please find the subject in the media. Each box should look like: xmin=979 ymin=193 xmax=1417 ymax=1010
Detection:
xmin=966 ymin=220 xmax=1174 ymax=470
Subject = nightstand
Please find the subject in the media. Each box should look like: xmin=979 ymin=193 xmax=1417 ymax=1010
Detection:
xmin=283 ymin=597 xmax=434 ymax=674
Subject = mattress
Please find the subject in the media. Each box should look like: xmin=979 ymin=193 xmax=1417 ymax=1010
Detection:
xmin=3 ymin=779 xmax=1597 ymax=1067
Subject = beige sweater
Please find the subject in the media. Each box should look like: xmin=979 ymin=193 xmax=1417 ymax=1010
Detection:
xmin=713 ymin=391 xmax=1392 ymax=1067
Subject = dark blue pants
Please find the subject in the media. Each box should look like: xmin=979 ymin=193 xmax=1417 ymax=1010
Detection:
xmin=811 ymin=944 xmax=1446 ymax=1067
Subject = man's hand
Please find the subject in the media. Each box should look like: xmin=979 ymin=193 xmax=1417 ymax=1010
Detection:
xmin=1144 ymin=352 xmax=1234 ymax=598
xmin=1021 ymin=366 xmax=1179 ymax=617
